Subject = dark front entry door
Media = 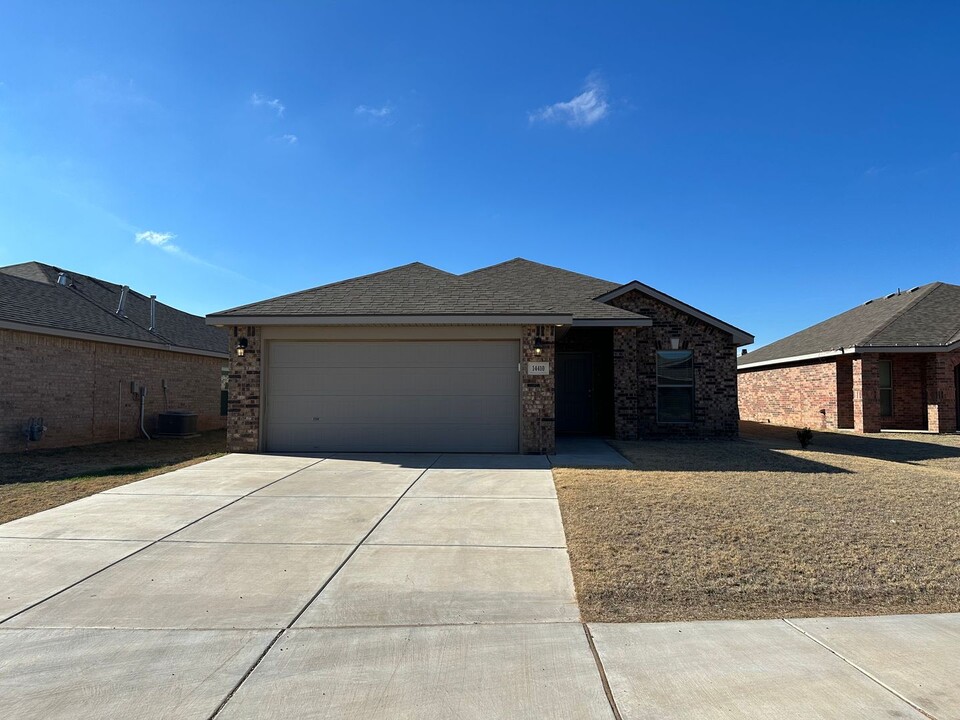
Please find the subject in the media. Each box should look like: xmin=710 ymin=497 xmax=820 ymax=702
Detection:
xmin=557 ymin=352 xmax=595 ymax=434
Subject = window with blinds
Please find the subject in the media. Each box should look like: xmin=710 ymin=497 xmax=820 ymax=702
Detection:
xmin=657 ymin=350 xmax=694 ymax=423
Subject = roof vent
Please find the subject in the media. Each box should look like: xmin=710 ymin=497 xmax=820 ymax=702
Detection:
xmin=116 ymin=285 xmax=129 ymax=316
xmin=909 ymin=286 xmax=920 ymax=292
xmin=149 ymin=295 xmax=157 ymax=333
xmin=884 ymin=292 xmax=896 ymax=299
xmin=863 ymin=299 xmax=874 ymax=305
xmin=56 ymin=272 xmax=69 ymax=287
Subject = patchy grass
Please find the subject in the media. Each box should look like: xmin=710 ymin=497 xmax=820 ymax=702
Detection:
xmin=0 ymin=430 xmax=226 ymax=524
xmin=554 ymin=425 xmax=960 ymax=623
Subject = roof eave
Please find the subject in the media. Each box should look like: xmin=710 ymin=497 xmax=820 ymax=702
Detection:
xmin=0 ymin=319 xmax=228 ymax=358
xmin=206 ymin=313 xmax=574 ymax=327
xmin=738 ymin=340 xmax=960 ymax=370
xmin=570 ymin=318 xmax=652 ymax=327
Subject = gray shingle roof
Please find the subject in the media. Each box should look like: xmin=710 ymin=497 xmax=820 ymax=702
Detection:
xmin=210 ymin=258 xmax=649 ymax=322
xmin=739 ymin=282 xmax=960 ymax=367
xmin=0 ymin=262 xmax=228 ymax=355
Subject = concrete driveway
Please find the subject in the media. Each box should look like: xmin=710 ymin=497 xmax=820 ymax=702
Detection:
xmin=1 ymin=452 xmax=958 ymax=719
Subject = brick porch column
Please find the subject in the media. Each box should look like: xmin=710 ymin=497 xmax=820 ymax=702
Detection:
xmin=925 ymin=354 xmax=957 ymax=433
xmin=852 ymin=354 xmax=881 ymax=433
xmin=520 ymin=325 xmax=555 ymax=454
xmin=227 ymin=325 xmax=262 ymax=452
xmin=613 ymin=327 xmax=639 ymax=440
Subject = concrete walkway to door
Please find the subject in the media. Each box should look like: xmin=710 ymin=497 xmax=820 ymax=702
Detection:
xmin=2 ymin=452 xmax=959 ymax=719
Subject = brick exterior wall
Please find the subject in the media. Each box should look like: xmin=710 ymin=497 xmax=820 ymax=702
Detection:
xmin=612 ymin=327 xmax=639 ymax=440
xmin=0 ymin=328 xmax=226 ymax=454
xmin=738 ymin=349 xmax=960 ymax=433
xmin=836 ymin=357 xmax=854 ymax=428
xmin=227 ymin=326 xmax=262 ymax=453
xmin=738 ymin=361 xmax=839 ymax=429
xmin=926 ymin=349 xmax=960 ymax=433
xmin=609 ymin=290 xmax=740 ymax=438
xmin=521 ymin=324 xmax=556 ymax=454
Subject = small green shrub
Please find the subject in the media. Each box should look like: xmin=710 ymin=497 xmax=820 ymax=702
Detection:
xmin=797 ymin=427 xmax=814 ymax=449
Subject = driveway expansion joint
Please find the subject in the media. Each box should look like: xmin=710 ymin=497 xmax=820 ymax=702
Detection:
xmin=207 ymin=454 xmax=442 ymax=720
xmin=0 ymin=458 xmax=327 ymax=626
xmin=782 ymin=618 xmax=940 ymax=720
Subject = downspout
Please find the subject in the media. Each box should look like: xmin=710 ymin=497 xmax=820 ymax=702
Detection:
xmin=139 ymin=386 xmax=151 ymax=440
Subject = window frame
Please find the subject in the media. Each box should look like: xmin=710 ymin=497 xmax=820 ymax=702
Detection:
xmin=656 ymin=349 xmax=695 ymax=424
xmin=878 ymin=359 xmax=893 ymax=417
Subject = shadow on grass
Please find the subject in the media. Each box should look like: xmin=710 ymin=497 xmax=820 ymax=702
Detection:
xmin=612 ymin=437 xmax=853 ymax=474
xmin=0 ymin=430 xmax=226 ymax=485
xmin=741 ymin=421 xmax=960 ymax=466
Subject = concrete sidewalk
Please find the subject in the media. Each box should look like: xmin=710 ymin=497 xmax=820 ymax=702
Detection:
xmin=1 ymin=452 xmax=958 ymax=719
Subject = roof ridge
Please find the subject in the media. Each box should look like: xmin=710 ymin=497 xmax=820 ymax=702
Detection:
xmin=859 ymin=282 xmax=941 ymax=346
xmin=212 ymin=261 xmax=451 ymax=315
xmin=461 ymin=257 xmax=615 ymax=285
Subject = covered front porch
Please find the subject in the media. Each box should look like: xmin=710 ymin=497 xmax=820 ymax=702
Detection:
xmin=837 ymin=352 xmax=960 ymax=433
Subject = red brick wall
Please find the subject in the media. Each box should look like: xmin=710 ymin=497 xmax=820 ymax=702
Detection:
xmin=738 ymin=360 xmax=839 ymax=429
xmin=836 ymin=357 xmax=854 ymax=428
xmin=0 ymin=328 xmax=226 ymax=454
xmin=926 ymin=349 xmax=960 ymax=433
xmin=739 ymin=350 xmax=960 ymax=433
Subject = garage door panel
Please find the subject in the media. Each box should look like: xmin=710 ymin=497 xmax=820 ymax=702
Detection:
xmin=270 ymin=341 xmax=516 ymax=369
xmin=268 ymin=422 xmax=518 ymax=454
xmin=269 ymin=367 xmax=521 ymax=398
xmin=266 ymin=341 xmax=520 ymax=452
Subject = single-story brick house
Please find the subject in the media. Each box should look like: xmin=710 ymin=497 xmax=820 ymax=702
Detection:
xmin=0 ymin=262 xmax=229 ymax=453
xmin=738 ymin=282 xmax=960 ymax=433
xmin=207 ymin=259 xmax=753 ymax=454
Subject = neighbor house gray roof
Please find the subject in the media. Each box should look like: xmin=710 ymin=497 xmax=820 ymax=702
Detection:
xmin=739 ymin=282 xmax=960 ymax=369
xmin=0 ymin=262 xmax=228 ymax=356
xmin=208 ymin=258 xmax=753 ymax=341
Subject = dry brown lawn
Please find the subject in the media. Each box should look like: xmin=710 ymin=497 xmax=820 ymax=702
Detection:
xmin=554 ymin=423 xmax=960 ymax=622
xmin=0 ymin=430 xmax=226 ymax=524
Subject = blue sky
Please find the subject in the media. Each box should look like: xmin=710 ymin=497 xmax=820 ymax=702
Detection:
xmin=1 ymin=1 xmax=958 ymax=347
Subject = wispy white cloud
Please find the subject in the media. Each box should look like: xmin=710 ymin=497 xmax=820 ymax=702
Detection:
xmin=355 ymin=103 xmax=395 ymax=125
xmin=250 ymin=92 xmax=285 ymax=117
xmin=135 ymin=230 xmax=179 ymax=252
xmin=528 ymin=75 xmax=609 ymax=128
xmin=280 ymin=133 xmax=298 ymax=144
xmin=355 ymin=103 xmax=393 ymax=118
xmin=134 ymin=230 xmax=243 ymax=277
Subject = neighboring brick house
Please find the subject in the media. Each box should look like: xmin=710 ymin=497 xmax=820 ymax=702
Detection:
xmin=207 ymin=259 xmax=753 ymax=454
xmin=0 ymin=262 xmax=229 ymax=453
xmin=738 ymin=282 xmax=960 ymax=433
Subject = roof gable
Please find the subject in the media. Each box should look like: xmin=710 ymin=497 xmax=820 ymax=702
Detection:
xmin=595 ymin=281 xmax=754 ymax=345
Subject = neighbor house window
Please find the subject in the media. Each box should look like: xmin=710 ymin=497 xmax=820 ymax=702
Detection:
xmin=657 ymin=350 xmax=694 ymax=423
xmin=879 ymin=360 xmax=893 ymax=417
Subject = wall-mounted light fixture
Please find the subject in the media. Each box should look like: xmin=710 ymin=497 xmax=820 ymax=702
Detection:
xmin=236 ymin=337 xmax=249 ymax=357
xmin=670 ymin=336 xmax=681 ymax=350
xmin=534 ymin=336 xmax=544 ymax=356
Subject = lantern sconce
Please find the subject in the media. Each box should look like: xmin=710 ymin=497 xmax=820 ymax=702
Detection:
xmin=534 ymin=336 xmax=544 ymax=356
xmin=236 ymin=337 xmax=249 ymax=357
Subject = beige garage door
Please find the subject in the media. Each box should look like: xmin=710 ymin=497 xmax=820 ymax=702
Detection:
xmin=265 ymin=340 xmax=520 ymax=453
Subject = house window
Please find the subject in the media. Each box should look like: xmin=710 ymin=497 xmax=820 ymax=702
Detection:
xmin=879 ymin=360 xmax=893 ymax=417
xmin=657 ymin=350 xmax=694 ymax=423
